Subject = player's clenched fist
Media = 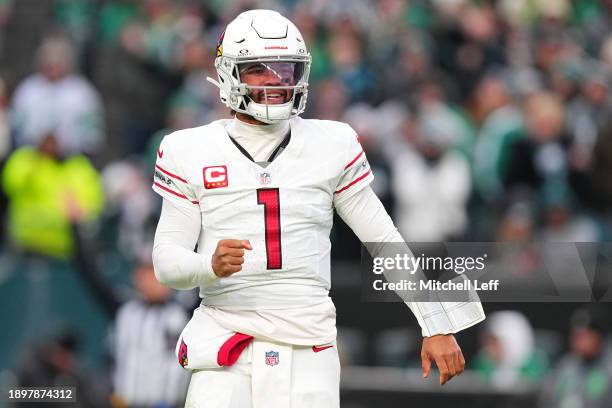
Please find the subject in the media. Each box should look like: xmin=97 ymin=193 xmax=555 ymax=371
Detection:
xmin=212 ymin=239 xmax=253 ymax=277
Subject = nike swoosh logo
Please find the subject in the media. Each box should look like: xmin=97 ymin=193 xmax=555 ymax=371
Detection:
xmin=157 ymin=149 xmax=164 ymax=158
xmin=312 ymin=345 xmax=334 ymax=353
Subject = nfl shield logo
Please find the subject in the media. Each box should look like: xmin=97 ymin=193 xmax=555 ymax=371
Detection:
xmin=259 ymin=171 xmax=271 ymax=185
xmin=265 ymin=351 xmax=279 ymax=366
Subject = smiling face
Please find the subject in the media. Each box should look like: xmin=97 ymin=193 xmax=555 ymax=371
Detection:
xmin=239 ymin=61 xmax=300 ymax=104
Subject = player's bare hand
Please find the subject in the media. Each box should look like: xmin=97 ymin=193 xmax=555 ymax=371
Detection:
xmin=212 ymin=239 xmax=252 ymax=277
xmin=421 ymin=334 xmax=465 ymax=386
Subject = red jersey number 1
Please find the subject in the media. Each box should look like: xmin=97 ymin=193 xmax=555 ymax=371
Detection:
xmin=257 ymin=188 xmax=282 ymax=269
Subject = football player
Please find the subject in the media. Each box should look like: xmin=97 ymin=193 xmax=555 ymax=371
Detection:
xmin=152 ymin=9 xmax=485 ymax=408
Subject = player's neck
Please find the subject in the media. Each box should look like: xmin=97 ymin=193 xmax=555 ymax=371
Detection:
xmin=232 ymin=115 xmax=289 ymax=139
xmin=228 ymin=115 xmax=290 ymax=162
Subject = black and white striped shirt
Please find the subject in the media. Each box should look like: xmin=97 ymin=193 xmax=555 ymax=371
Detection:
xmin=112 ymin=299 xmax=190 ymax=407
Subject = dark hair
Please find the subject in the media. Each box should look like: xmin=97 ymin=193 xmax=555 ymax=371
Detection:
xmin=571 ymin=306 xmax=608 ymax=334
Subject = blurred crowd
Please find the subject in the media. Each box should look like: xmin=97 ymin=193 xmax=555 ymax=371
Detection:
xmin=1 ymin=0 xmax=612 ymax=407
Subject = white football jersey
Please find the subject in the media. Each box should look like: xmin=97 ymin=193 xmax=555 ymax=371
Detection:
xmin=152 ymin=117 xmax=372 ymax=343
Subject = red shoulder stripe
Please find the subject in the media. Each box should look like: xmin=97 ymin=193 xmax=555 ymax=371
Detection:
xmin=153 ymin=182 xmax=199 ymax=204
xmin=334 ymin=169 xmax=372 ymax=194
xmin=344 ymin=150 xmax=364 ymax=170
xmin=155 ymin=164 xmax=188 ymax=184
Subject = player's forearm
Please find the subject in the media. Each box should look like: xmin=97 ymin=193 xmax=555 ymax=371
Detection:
xmin=152 ymin=199 xmax=217 ymax=290
xmin=336 ymin=186 xmax=485 ymax=336
xmin=152 ymin=241 xmax=215 ymax=289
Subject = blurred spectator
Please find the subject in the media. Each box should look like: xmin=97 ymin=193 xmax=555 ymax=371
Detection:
xmin=379 ymin=33 xmax=438 ymax=105
xmin=97 ymin=0 xmax=144 ymax=47
xmin=327 ymin=29 xmax=375 ymax=103
xmin=497 ymin=201 xmax=536 ymax=243
xmin=101 ymin=159 xmax=156 ymax=261
xmin=472 ymin=75 xmax=524 ymax=202
xmin=539 ymin=195 xmax=601 ymax=242
xmin=474 ymin=311 xmax=548 ymax=388
xmin=11 ymin=36 xmax=104 ymax=157
xmin=291 ymin=8 xmax=330 ymax=83
xmin=307 ymin=78 xmax=349 ymax=121
xmin=566 ymin=62 xmax=612 ymax=174
xmin=93 ymin=16 xmax=182 ymax=159
xmin=52 ymin=0 xmax=97 ymax=54
xmin=539 ymin=306 xmax=612 ymax=408
xmin=432 ymin=3 xmax=505 ymax=101
xmin=1 ymin=132 xmax=103 ymax=259
xmin=15 ymin=329 xmax=109 ymax=408
xmin=167 ymin=36 xmax=218 ymax=126
xmin=0 ymin=131 xmax=108 ymax=373
xmin=504 ymin=91 xmax=573 ymax=206
xmin=493 ymin=200 xmax=543 ymax=279
xmin=392 ymin=103 xmax=471 ymax=241
xmin=111 ymin=257 xmax=190 ymax=408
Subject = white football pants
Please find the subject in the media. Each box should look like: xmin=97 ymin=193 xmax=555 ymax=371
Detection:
xmin=184 ymin=339 xmax=340 ymax=408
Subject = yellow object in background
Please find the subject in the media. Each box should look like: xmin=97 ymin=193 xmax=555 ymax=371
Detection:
xmin=2 ymin=146 xmax=104 ymax=259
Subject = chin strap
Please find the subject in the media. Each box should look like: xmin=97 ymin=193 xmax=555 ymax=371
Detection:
xmin=206 ymin=76 xmax=221 ymax=89
xmin=207 ymin=76 xmax=249 ymax=96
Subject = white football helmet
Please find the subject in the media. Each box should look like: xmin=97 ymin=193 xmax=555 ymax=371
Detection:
xmin=207 ymin=10 xmax=311 ymax=124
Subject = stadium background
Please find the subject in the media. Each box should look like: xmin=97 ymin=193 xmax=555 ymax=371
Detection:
xmin=1 ymin=0 xmax=612 ymax=407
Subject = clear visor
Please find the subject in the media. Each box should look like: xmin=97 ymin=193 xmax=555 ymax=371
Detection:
xmin=237 ymin=61 xmax=306 ymax=87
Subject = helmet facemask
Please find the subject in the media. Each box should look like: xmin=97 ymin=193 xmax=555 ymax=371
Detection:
xmin=211 ymin=55 xmax=311 ymax=124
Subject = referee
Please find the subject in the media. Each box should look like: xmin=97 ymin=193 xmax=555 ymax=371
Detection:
xmin=111 ymin=259 xmax=190 ymax=408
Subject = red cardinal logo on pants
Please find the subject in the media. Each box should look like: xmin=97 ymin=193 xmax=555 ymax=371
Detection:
xmin=178 ymin=339 xmax=188 ymax=367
